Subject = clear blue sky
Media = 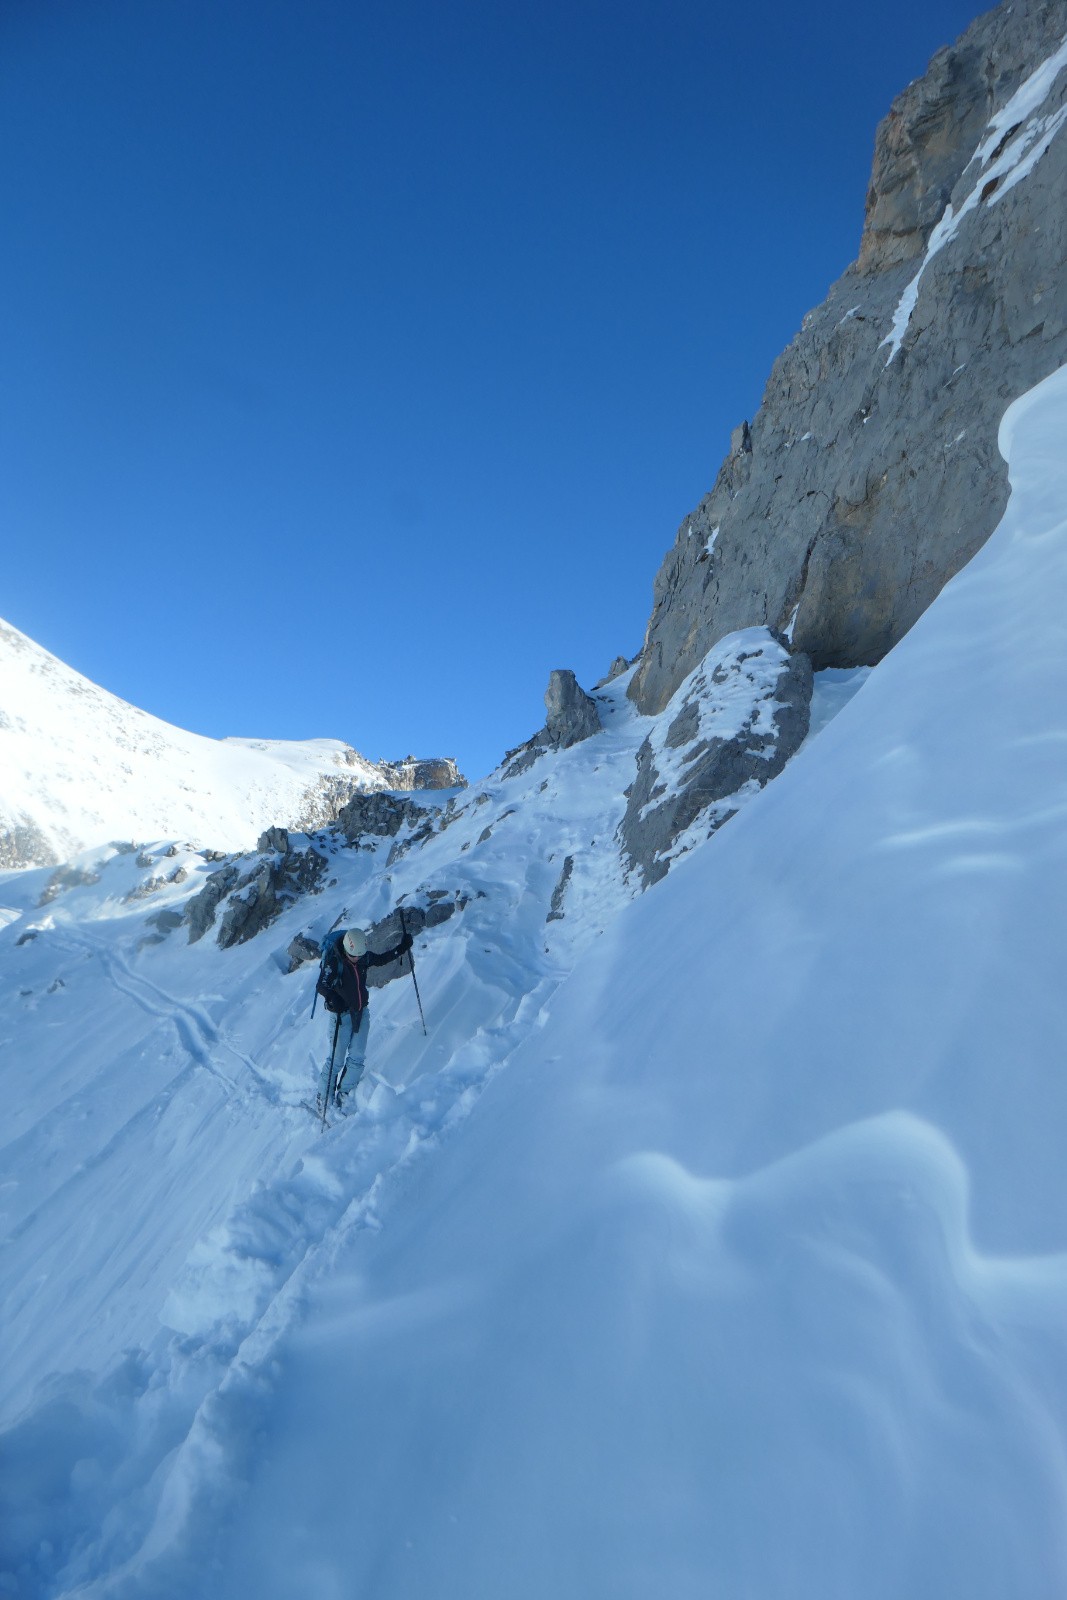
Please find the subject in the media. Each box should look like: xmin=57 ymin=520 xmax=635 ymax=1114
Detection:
xmin=2 ymin=0 xmax=981 ymax=781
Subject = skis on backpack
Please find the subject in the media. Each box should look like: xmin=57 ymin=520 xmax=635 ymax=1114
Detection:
xmin=310 ymin=907 xmax=348 ymax=1020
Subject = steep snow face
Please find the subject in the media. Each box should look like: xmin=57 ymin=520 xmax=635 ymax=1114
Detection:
xmin=2 ymin=365 xmax=1067 ymax=1596
xmin=0 ymin=623 xmax=835 ymax=1595
xmin=190 ymin=365 xmax=1067 ymax=1599
xmin=0 ymin=618 xmax=389 ymax=865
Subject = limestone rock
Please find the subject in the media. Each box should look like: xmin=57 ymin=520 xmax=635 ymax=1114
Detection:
xmin=286 ymin=932 xmax=321 ymax=972
xmin=0 ymin=816 xmax=58 ymax=870
xmin=629 ymin=0 xmax=1067 ymax=716
xmin=382 ymin=757 xmax=467 ymax=791
xmin=596 ymin=655 xmax=633 ymax=687
xmin=185 ymin=863 xmax=241 ymax=944
xmin=215 ymin=849 xmax=328 ymax=949
xmin=545 ymin=670 xmax=602 ymax=750
xmin=362 ymin=891 xmax=471 ymax=989
xmin=546 ymin=855 xmax=575 ymax=922
xmin=38 ymin=865 xmax=101 ymax=906
xmin=502 ymin=670 xmax=605 ymax=778
xmin=337 ymin=790 xmax=430 ymax=844
xmin=620 ymin=631 xmax=813 ymax=887
xmin=257 ymin=826 xmax=291 ymax=855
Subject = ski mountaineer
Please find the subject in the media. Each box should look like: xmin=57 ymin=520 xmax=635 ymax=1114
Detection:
xmin=315 ymin=925 xmax=412 ymax=1113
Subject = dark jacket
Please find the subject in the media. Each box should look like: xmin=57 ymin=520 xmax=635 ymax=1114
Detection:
xmin=318 ymin=931 xmax=410 ymax=1022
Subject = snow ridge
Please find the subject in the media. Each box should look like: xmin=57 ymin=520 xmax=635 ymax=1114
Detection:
xmin=0 ymin=617 xmax=392 ymax=866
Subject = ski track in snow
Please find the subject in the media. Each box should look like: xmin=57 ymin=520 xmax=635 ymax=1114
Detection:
xmin=0 ymin=642 xmax=890 ymax=1595
xmin=4 ymin=962 xmax=560 ymax=1597
xmin=0 ymin=671 xmax=648 ymax=1593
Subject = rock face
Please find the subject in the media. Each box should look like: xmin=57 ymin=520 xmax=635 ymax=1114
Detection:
xmin=362 ymin=893 xmax=473 ymax=990
xmin=544 ymin=671 xmax=602 ymax=749
xmin=597 ymin=656 xmax=633 ymax=687
xmin=185 ymin=842 xmax=328 ymax=947
xmin=0 ymin=816 xmax=58 ymax=870
xmin=620 ymin=630 xmax=813 ymax=887
xmin=501 ymin=670 xmax=603 ymax=778
xmin=336 ymin=790 xmax=432 ymax=845
xmin=382 ymin=757 xmax=467 ymax=791
xmin=546 ymin=855 xmax=575 ymax=922
xmin=630 ymin=0 xmax=1067 ymax=715
xmin=37 ymin=864 xmax=101 ymax=906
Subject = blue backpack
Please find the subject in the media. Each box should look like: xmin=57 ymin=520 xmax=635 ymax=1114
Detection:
xmin=315 ymin=930 xmax=347 ymax=1014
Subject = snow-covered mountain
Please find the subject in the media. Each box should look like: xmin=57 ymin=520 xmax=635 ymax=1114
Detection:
xmin=2 ymin=363 xmax=1064 ymax=1598
xmin=0 ymin=617 xmax=463 ymax=867
xmin=4 ymin=4 xmax=1067 ymax=1596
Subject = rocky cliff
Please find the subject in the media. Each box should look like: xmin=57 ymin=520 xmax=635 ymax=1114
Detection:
xmin=631 ymin=0 xmax=1067 ymax=713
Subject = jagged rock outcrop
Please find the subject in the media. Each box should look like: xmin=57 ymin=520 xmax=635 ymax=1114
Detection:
xmin=257 ymin=826 xmax=291 ymax=854
xmin=620 ymin=630 xmax=813 ymax=887
xmin=381 ymin=757 xmax=467 ymax=791
xmin=545 ymin=671 xmax=602 ymax=749
xmin=0 ymin=816 xmax=58 ymax=870
xmin=185 ymin=864 xmax=242 ymax=943
xmin=546 ymin=855 xmax=575 ymax=922
xmin=336 ymin=790 xmax=432 ymax=844
xmin=185 ymin=842 xmax=329 ymax=947
xmin=123 ymin=866 xmax=188 ymax=904
xmin=596 ymin=656 xmax=633 ymax=687
xmin=363 ymin=893 xmax=473 ymax=989
xmin=502 ymin=670 xmax=602 ymax=778
xmin=37 ymin=864 xmax=101 ymax=906
xmin=285 ymin=889 xmax=473 ymax=977
xmin=630 ymin=0 xmax=1067 ymax=715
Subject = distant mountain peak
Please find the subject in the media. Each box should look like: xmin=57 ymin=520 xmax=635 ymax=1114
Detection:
xmin=0 ymin=616 xmax=464 ymax=866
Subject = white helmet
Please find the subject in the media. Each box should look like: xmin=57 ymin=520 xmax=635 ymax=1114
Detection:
xmin=342 ymin=928 xmax=368 ymax=959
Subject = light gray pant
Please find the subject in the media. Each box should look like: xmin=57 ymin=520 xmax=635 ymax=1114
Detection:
xmin=319 ymin=1008 xmax=370 ymax=1101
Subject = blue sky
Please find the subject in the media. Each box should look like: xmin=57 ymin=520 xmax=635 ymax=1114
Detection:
xmin=2 ymin=0 xmax=981 ymax=782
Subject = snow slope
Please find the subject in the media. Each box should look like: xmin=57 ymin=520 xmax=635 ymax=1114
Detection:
xmin=196 ymin=365 xmax=1067 ymax=1599
xmin=2 ymin=364 xmax=1067 ymax=1595
xmin=0 ymin=617 xmax=390 ymax=864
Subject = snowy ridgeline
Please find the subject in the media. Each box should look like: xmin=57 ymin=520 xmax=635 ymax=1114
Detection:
xmin=0 ymin=620 xmax=468 ymax=868
xmin=2 ymin=365 xmax=1067 ymax=1596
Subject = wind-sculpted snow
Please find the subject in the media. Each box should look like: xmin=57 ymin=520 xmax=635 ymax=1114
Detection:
xmin=4 ymin=364 xmax=1067 ymax=1592
xmin=4 ymin=363 xmax=1062 ymax=1598
xmin=167 ymin=364 xmax=1067 ymax=1600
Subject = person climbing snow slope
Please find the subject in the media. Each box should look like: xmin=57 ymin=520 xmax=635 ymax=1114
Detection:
xmin=316 ymin=924 xmax=412 ymax=1112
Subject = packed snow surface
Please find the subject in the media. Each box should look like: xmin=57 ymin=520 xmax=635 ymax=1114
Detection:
xmin=3 ymin=364 xmax=1067 ymax=1595
xmin=0 ymin=618 xmax=388 ymax=862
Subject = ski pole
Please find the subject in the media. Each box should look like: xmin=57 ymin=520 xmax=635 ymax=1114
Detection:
xmin=321 ymin=1013 xmax=341 ymax=1131
xmin=398 ymin=905 xmax=427 ymax=1036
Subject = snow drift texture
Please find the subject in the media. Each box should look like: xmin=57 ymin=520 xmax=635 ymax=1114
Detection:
xmin=2 ymin=364 xmax=1067 ymax=1596
xmin=203 ymin=366 xmax=1067 ymax=1600
xmin=4 ymin=3 xmax=1067 ymax=1594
